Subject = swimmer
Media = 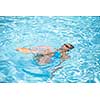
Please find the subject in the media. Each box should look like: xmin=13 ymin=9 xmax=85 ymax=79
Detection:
xmin=16 ymin=43 xmax=74 ymax=78
xmin=16 ymin=43 xmax=74 ymax=65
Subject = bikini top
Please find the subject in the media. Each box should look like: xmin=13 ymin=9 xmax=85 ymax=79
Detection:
xmin=53 ymin=51 xmax=61 ymax=59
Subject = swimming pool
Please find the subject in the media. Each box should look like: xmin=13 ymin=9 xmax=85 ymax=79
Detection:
xmin=0 ymin=16 xmax=100 ymax=83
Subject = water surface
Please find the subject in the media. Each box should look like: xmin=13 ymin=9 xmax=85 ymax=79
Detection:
xmin=0 ymin=16 xmax=100 ymax=83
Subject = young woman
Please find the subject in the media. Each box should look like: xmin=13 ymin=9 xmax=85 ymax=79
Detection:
xmin=16 ymin=43 xmax=74 ymax=78
xmin=16 ymin=43 xmax=74 ymax=65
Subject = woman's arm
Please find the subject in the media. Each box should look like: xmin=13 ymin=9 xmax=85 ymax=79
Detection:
xmin=31 ymin=46 xmax=52 ymax=54
xmin=16 ymin=48 xmax=37 ymax=54
xmin=16 ymin=46 xmax=52 ymax=54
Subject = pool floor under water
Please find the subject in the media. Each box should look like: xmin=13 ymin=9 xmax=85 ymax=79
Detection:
xmin=0 ymin=16 xmax=100 ymax=83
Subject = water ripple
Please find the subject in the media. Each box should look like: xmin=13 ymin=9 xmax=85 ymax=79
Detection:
xmin=0 ymin=16 xmax=100 ymax=83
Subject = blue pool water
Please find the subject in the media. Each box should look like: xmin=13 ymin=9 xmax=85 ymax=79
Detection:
xmin=0 ymin=16 xmax=100 ymax=83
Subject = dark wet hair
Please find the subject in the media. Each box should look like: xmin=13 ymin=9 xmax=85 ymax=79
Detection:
xmin=64 ymin=44 xmax=74 ymax=49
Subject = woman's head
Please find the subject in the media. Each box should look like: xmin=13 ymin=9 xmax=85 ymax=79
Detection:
xmin=61 ymin=43 xmax=74 ymax=51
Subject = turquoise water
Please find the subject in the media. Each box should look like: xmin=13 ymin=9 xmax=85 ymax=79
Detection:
xmin=0 ymin=16 xmax=100 ymax=83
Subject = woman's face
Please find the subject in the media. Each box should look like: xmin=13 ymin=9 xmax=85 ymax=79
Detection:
xmin=61 ymin=45 xmax=70 ymax=51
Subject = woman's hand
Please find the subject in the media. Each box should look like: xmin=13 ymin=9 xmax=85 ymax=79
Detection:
xmin=61 ymin=55 xmax=70 ymax=60
xmin=16 ymin=48 xmax=31 ymax=53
